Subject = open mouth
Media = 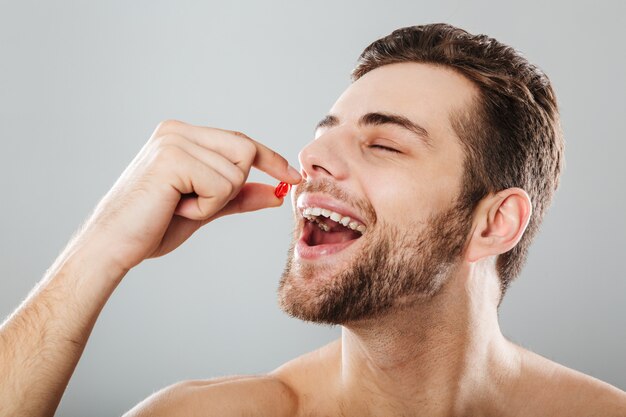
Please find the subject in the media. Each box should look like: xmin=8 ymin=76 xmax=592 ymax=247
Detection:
xmin=302 ymin=207 xmax=365 ymax=246
xmin=296 ymin=205 xmax=367 ymax=260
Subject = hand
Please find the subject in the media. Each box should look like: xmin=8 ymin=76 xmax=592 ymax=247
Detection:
xmin=70 ymin=119 xmax=301 ymax=274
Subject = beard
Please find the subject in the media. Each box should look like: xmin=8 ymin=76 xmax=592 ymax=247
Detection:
xmin=277 ymin=183 xmax=474 ymax=325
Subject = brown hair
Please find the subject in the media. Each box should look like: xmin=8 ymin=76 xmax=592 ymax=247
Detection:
xmin=353 ymin=23 xmax=564 ymax=296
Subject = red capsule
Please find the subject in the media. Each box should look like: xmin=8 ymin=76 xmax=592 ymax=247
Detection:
xmin=274 ymin=181 xmax=291 ymax=199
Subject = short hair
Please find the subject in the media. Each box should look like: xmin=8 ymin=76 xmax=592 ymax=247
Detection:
xmin=353 ymin=23 xmax=564 ymax=296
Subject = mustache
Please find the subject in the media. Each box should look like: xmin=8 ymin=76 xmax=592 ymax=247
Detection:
xmin=293 ymin=178 xmax=378 ymax=225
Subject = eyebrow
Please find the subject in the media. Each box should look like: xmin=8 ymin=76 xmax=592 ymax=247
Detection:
xmin=315 ymin=112 xmax=432 ymax=147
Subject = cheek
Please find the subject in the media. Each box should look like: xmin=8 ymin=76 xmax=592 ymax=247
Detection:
xmin=367 ymin=176 xmax=431 ymax=222
xmin=365 ymin=169 xmax=459 ymax=223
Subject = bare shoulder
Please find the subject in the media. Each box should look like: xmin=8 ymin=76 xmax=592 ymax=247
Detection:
xmin=269 ymin=338 xmax=342 ymax=414
xmin=552 ymin=366 xmax=626 ymax=416
xmin=123 ymin=373 xmax=298 ymax=417
xmin=122 ymin=339 xmax=340 ymax=417
xmin=270 ymin=338 xmax=341 ymax=382
xmin=515 ymin=345 xmax=626 ymax=416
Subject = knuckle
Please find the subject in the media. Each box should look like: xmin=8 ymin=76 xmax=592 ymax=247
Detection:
xmin=240 ymin=139 xmax=257 ymax=160
xmin=154 ymin=143 xmax=183 ymax=164
xmin=219 ymin=178 xmax=234 ymax=196
xmin=156 ymin=132 xmax=184 ymax=146
xmin=234 ymin=169 xmax=246 ymax=185
xmin=157 ymin=119 xmax=183 ymax=133
xmin=151 ymin=119 xmax=184 ymax=140
xmin=230 ymin=130 xmax=251 ymax=140
xmin=228 ymin=169 xmax=246 ymax=189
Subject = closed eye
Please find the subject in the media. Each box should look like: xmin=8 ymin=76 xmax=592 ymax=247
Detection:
xmin=369 ymin=144 xmax=401 ymax=153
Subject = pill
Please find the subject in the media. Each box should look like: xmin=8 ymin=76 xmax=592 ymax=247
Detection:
xmin=274 ymin=181 xmax=291 ymax=199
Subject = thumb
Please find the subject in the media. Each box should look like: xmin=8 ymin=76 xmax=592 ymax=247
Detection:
xmin=206 ymin=182 xmax=285 ymax=222
xmin=149 ymin=183 xmax=285 ymax=258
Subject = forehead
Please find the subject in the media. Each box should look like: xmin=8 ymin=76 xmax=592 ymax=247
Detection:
xmin=330 ymin=62 xmax=478 ymax=147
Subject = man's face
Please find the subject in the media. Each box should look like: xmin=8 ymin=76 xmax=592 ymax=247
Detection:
xmin=278 ymin=62 xmax=478 ymax=324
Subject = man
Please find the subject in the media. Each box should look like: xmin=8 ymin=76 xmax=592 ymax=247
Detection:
xmin=1 ymin=23 xmax=624 ymax=417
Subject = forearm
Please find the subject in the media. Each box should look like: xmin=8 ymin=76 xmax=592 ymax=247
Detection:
xmin=0 ymin=241 xmax=127 ymax=417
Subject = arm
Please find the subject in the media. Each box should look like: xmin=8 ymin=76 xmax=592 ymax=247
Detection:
xmin=0 ymin=240 xmax=125 ymax=417
xmin=0 ymin=120 xmax=301 ymax=417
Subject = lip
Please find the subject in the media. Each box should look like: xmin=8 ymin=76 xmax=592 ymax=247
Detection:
xmin=295 ymin=234 xmax=362 ymax=260
xmin=296 ymin=193 xmax=367 ymax=226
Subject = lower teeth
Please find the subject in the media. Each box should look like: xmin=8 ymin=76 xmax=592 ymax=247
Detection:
xmin=315 ymin=219 xmax=330 ymax=232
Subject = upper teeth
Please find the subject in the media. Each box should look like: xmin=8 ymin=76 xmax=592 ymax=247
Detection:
xmin=302 ymin=207 xmax=366 ymax=234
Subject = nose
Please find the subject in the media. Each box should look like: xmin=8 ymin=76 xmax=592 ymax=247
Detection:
xmin=298 ymin=130 xmax=351 ymax=181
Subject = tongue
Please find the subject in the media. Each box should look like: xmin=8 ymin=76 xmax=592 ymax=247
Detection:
xmin=310 ymin=218 xmax=361 ymax=246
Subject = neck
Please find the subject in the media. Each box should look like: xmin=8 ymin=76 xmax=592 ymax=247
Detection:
xmin=337 ymin=261 xmax=519 ymax=416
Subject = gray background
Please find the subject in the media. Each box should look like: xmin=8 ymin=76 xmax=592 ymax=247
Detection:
xmin=1 ymin=0 xmax=624 ymax=415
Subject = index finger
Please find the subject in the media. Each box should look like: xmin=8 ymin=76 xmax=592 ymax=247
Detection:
xmin=211 ymin=126 xmax=301 ymax=184
xmin=153 ymin=120 xmax=301 ymax=184
xmin=250 ymin=139 xmax=302 ymax=185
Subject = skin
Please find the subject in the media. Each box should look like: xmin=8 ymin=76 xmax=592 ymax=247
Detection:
xmin=0 ymin=63 xmax=624 ymax=417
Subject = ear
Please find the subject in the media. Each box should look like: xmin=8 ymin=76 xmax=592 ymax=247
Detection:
xmin=465 ymin=188 xmax=532 ymax=263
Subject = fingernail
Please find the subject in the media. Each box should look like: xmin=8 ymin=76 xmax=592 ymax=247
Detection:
xmin=288 ymin=165 xmax=302 ymax=181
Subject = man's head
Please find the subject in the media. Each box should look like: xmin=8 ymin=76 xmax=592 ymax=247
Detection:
xmin=278 ymin=23 xmax=563 ymax=324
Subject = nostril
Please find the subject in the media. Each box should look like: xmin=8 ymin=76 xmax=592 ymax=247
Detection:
xmin=312 ymin=164 xmax=332 ymax=175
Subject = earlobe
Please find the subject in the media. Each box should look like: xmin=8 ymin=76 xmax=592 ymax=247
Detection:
xmin=466 ymin=188 xmax=532 ymax=263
